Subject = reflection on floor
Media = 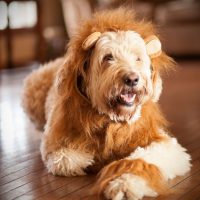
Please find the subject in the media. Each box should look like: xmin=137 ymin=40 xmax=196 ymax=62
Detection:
xmin=0 ymin=60 xmax=200 ymax=200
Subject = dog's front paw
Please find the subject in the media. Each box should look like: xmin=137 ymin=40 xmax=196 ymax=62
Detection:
xmin=45 ymin=148 xmax=94 ymax=176
xmin=104 ymin=173 xmax=157 ymax=200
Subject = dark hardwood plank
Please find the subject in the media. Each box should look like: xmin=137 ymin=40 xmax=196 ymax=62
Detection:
xmin=0 ymin=173 xmax=56 ymax=199
xmin=0 ymin=168 xmax=49 ymax=194
xmin=154 ymin=170 xmax=200 ymax=200
xmin=0 ymin=164 xmax=44 ymax=186
xmin=36 ymin=176 xmax=95 ymax=200
xmin=1 ymin=151 xmax=40 ymax=169
xmin=179 ymin=184 xmax=200 ymax=200
xmin=15 ymin=176 xmax=79 ymax=200
xmin=60 ymin=183 xmax=96 ymax=200
xmin=1 ymin=157 xmax=43 ymax=178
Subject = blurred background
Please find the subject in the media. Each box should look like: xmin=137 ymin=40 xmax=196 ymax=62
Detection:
xmin=0 ymin=0 xmax=200 ymax=69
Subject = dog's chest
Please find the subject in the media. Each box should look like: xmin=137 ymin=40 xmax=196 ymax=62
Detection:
xmin=90 ymin=123 xmax=135 ymax=166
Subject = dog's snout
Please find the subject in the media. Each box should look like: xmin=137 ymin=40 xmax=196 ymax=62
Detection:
xmin=123 ymin=73 xmax=139 ymax=87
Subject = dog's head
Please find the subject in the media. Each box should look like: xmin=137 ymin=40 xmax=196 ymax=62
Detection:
xmin=57 ymin=8 xmax=174 ymax=123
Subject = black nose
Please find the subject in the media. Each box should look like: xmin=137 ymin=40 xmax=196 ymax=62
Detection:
xmin=123 ymin=73 xmax=139 ymax=87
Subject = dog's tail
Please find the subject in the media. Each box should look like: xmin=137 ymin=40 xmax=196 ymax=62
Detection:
xmin=21 ymin=58 xmax=63 ymax=130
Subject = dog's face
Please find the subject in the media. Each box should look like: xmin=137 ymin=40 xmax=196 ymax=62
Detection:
xmin=82 ymin=31 xmax=162 ymax=122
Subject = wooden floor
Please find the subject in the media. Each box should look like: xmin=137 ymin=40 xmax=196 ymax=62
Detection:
xmin=0 ymin=60 xmax=200 ymax=200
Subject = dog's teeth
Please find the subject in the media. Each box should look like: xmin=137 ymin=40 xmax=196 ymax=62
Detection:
xmin=120 ymin=94 xmax=136 ymax=103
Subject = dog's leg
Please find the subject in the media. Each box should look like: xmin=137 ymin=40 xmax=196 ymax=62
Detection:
xmin=40 ymin=135 xmax=94 ymax=176
xmin=95 ymin=134 xmax=191 ymax=200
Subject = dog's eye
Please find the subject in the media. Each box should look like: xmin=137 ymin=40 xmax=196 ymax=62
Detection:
xmin=103 ymin=54 xmax=114 ymax=62
xmin=136 ymin=57 xmax=141 ymax=62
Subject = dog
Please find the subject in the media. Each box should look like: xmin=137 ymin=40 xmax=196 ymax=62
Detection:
xmin=22 ymin=8 xmax=191 ymax=200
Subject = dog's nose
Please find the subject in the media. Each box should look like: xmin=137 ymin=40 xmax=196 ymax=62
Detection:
xmin=123 ymin=73 xmax=139 ymax=87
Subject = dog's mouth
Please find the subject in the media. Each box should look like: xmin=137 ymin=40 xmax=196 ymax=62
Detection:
xmin=109 ymin=89 xmax=139 ymax=108
xmin=117 ymin=90 xmax=136 ymax=107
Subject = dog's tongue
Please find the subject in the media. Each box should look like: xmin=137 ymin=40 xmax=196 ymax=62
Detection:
xmin=120 ymin=93 xmax=136 ymax=104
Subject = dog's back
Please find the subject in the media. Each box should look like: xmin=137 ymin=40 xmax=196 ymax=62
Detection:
xmin=22 ymin=58 xmax=63 ymax=130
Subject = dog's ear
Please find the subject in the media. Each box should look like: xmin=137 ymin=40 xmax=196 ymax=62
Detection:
xmin=82 ymin=32 xmax=102 ymax=50
xmin=150 ymin=52 xmax=176 ymax=102
xmin=145 ymin=35 xmax=162 ymax=58
xmin=55 ymin=49 xmax=77 ymax=97
xmin=144 ymin=35 xmax=163 ymax=101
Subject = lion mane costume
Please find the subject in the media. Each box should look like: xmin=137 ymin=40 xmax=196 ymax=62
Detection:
xmin=22 ymin=8 xmax=191 ymax=200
